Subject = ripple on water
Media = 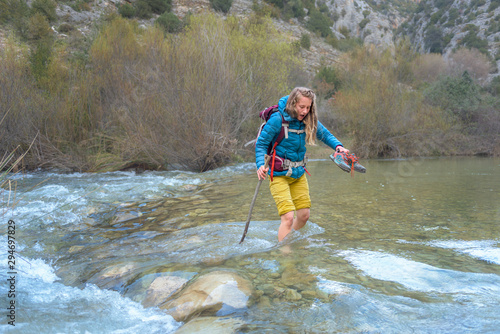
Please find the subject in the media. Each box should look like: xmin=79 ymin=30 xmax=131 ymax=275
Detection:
xmin=155 ymin=220 xmax=326 ymax=264
xmin=339 ymin=249 xmax=500 ymax=296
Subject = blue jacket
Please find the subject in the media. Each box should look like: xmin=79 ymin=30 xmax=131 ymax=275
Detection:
xmin=255 ymin=95 xmax=343 ymax=179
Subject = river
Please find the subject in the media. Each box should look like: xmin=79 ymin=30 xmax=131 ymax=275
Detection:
xmin=1 ymin=156 xmax=499 ymax=333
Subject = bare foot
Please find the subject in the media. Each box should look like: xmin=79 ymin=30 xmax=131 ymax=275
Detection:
xmin=279 ymin=244 xmax=292 ymax=255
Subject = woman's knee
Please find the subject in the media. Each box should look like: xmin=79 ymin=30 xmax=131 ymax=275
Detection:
xmin=281 ymin=211 xmax=294 ymax=227
xmin=297 ymin=208 xmax=310 ymax=222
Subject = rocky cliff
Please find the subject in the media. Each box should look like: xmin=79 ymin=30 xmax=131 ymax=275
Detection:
xmin=400 ymin=0 xmax=500 ymax=74
xmin=3 ymin=0 xmax=500 ymax=77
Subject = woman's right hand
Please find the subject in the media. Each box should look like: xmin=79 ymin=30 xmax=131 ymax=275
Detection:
xmin=257 ymin=165 xmax=269 ymax=180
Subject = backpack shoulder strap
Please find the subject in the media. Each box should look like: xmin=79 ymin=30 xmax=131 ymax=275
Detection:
xmin=274 ymin=113 xmax=288 ymax=147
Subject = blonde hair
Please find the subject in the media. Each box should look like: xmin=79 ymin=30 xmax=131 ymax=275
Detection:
xmin=285 ymin=87 xmax=318 ymax=145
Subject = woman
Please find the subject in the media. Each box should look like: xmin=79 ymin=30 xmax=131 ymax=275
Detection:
xmin=255 ymin=87 xmax=349 ymax=242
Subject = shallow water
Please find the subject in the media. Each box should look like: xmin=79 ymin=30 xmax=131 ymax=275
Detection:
xmin=1 ymin=157 xmax=499 ymax=333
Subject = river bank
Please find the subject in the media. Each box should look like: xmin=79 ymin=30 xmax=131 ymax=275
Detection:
xmin=7 ymin=139 xmax=499 ymax=175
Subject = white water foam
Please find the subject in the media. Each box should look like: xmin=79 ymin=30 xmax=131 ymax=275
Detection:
xmin=0 ymin=257 xmax=181 ymax=333
xmin=2 ymin=170 xmax=208 ymax=229
xmin=339 ymin=250 xmax=500 ymax=295
xmin=397 ymin=239 xmax=500 ymax=265
xmin=427 ymin=239 xmax=500 ymax=265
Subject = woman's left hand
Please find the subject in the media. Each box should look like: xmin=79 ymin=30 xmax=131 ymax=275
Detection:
xmin=336 ymin=146 xmax=350 ymax=154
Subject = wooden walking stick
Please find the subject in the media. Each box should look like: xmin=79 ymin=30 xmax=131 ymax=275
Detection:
xmin=239 ymin=155 xmax=271 ymax=244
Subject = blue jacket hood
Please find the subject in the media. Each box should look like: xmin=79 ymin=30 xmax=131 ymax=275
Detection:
xmin=278 ymin=95 xmax=295 ymax=122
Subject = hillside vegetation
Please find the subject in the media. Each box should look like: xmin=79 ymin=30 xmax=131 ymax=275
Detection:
xmin=1 ymin=0 xmax=499 ymax=172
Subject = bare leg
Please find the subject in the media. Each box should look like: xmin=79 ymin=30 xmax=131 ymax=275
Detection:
xmin=278 ymin=208 xmax=310 ymax=241
xmin=278 ymin=211 xmax=295 ymax=242
xmin=292 ymin=208 xmax=309 ymax=231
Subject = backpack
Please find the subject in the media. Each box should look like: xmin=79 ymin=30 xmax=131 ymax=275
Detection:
xmin=245 ymin=105 xmax=289 ymax=154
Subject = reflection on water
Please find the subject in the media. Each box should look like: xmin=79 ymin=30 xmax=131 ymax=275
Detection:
xmin=1 ymin=157 xmax=499 ymax=333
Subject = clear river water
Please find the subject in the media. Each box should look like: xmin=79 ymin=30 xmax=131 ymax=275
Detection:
xmin=1 ymin=156 xmax=499 ymax=333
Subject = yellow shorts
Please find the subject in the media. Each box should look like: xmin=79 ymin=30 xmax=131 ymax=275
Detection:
xmin=269 ymin=174 xmax=311 ymax=216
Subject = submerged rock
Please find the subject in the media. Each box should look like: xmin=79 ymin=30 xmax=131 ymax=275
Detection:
xmin=285 ymin=288 xmax=302 ymax=301
xmin=112 ymin=212 xmax=139 ymax=223
xmin=142 ymin=276 xmax=188 ymax=308
xmin=174 ymin=316 xmax=245 ymax=334
xmin=99 ymin=263 xmax=136 ymax=279
xmin=89 ymin=263 xmax=137 ymax=290
xmin=281 ymin=267 xmax=316 ymax=289
xmin=257 ymin=295 xmax=271 ymax=309
xmin=161 ymin=270 xmax=253 ymax=322
xmin=68 ymin=245 xmax=85 ymax=253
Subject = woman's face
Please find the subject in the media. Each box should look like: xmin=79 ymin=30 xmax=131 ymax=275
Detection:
xmin=296 ymin=95 xmax=312 ymax=121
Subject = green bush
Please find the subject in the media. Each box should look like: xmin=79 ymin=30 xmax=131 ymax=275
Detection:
xmin=448 ymin=7 xmax=459 ymax=21
xmin=443 ymin=32 xmax=454 ymax=48
xmin=435 ymin=0 xmax=452 ymax=9
xmin=210 ymin=0 xmax=233 ymax=13
xmin=28 ymin=12 xmax=52 ymax=40
xmin=156 ymin=12 xmax=182 ymax=33
xmin=338 ymin=26 xmax=350 ymax=37
xmin=148 ymin=0 xmax=172 ymax=14
xmin=0 ymin=0 xmax=9 ymax=23
xmin=488 ymin=0 xmax=500 ymax=11
xmin=488 ymin=21 xmax=499 ymax=33
xmin=58 ymin=22 xmax=74 ymax=33
xmin=31 ymin=0 xmax=57 ymax=22
xmin=439 ymin=13 xmax=447 ymax=24
xmin=467 ymin=13 xmax=476 ymax=21
xmin=300 ymin=33 xmax=311 ymax=50
xmin=118 ymin=3 xmax=136 ymax=18
xmin=284 ymin=0 xmax=306 ymax=20
xmin=424 ymin=71 xmax=481 ymax=122
xmin=336 ymin=37 xmax=363 ymax=52
xmin=424 ymin=24 xmax=443 ymax=53
xmin=70 ymin=0 xmax=93 ymax=12
xmin=290 ymin=40 xmax=301 ymax=54
xmin=331 ymin=11 xmax=339 ymax=21
xmin=30 ymin=37 xmax=53 ymax=84
xmin=459 ymin=30 xmax=490 ymax=56
xmin=9 ymin=0 xmax=31 ymax=37
xmin=444 ymin=19 xmax=455 ymax=28
xmin=264 ymin=0 xmax=284 ymax=9
xmin=313 ymin=65 xmax=341 ymax=98
xmin=252 ymin=0 xmax=280 ymax=18
xmin=306 ymin=9 xmax=332 ymax=37
xmin=332 ymin=46 xmax=451 ymax=158
xmin=359 ymin=18 xmax=369 ymax=29
xmin=488 ymin=76 xmax=500 ymax=96
xmin=325 ymin=34 xmax=339 ymax=48
xmin=471 ymin=0 xmax=486 ymax=7
xmin=430 ymin=10 xmax=441 ymax=25
xmin=318 ymin=1 xmax=328 ymax=13
xmin=134 ymin=0 xmax=153 ymax=19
